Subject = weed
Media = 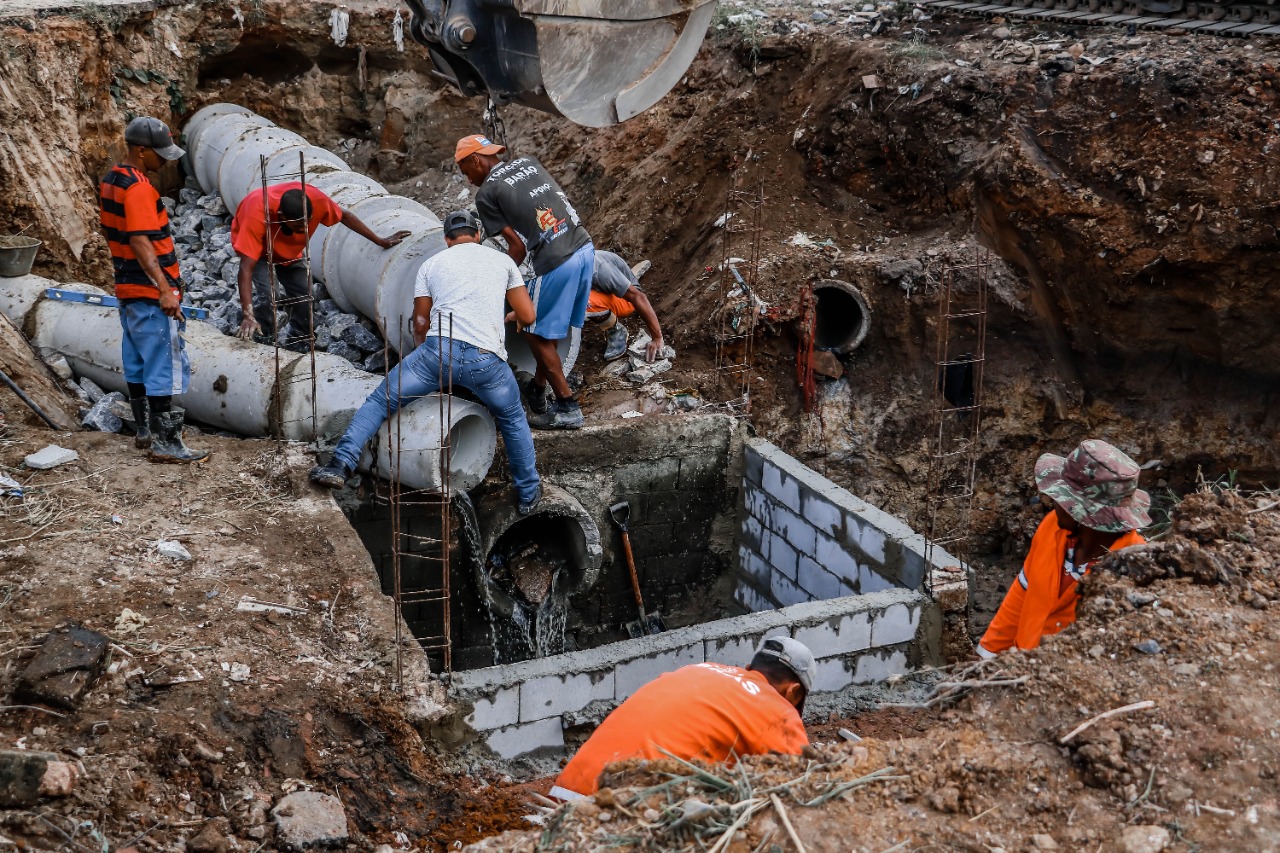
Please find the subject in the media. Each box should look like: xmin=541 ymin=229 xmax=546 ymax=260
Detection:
xmin=895 ymin=30 xmax=946 ymax=64
xmin=711 ymin=5 xmax=765 ymax=66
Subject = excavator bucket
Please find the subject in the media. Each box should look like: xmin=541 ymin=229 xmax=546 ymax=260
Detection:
xmin=404 ymin=0 xmax=718 ymax=128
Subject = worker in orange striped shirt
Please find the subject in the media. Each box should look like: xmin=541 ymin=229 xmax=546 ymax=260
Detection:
xmin=978 ymin=439 xmax=1150 ymax=657
xmin=98 ymin=117 xmax=207 ymax=463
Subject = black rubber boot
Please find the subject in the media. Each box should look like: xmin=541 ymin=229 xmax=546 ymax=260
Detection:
xmin=129 ymin=397 xmax=151 ymax=449
xmin=309 ymin=461 xmax=352 ymax=489
xmin=603 ymin=324 xmax=629 ymax=361
xmin=522 ymin=378 xmax=551 ymax=416
xmin=148 ymin=410 xmax=210 ymax=464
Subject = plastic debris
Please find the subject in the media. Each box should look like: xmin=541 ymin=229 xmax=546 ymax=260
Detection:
xmin=114 ymin=608 xmax=149 ymax=635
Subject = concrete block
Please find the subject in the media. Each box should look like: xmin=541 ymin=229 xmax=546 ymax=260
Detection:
xmin=738 ymin=546 xmax=772 ymax=587
xmin=466 ymin=686 xmax=519 ymax=731
xmin=739 ymin=514 xmax=764 ymax=554
xmin=678 ymin=453 xmax=726 ymax=490
xmin=767 ymin=504 xmax=817 ymax=559
xmin=800 ymin=488 xmax=843 ymax=538
xmin=520 ymin=671 xmax=615 ymax=722
xmin=853 ymin=648 xmax=909 ymax=684
xmin=796 ymin=556 xmax=847 ymax=601
xmin=872 ymin=602 xmax=920 ymax=647
xmin=743 ymin=443 xmax=765 ymax=487
xmin=859 ymin=565 xmax=897 ymax=594
xmin=764 ymin=531 xmax=799 ymax=581
xmin=613 ymin=456 xmax=681 ymax=493
xmin=770 ymin=570 xmax=812 ymax=608
xmin=706 ymin=630 xmax=762 ymax=666
xmin=794 ymin=610 xmax=871 ymax=657
xmin=811 ymin=657 xmax=855 ymax=693
xmin=744 ymin=486 xmax=774 ymax=529
xmin=615 ymin=644 xmax=704 ymax=700
xmin=854 ymin=524 xmax=887 ymax=565
xmin=735 ymin=582 xmax=775 ymax=613
xmin=763 ymin=461 xmax=802 ymax=514
xmin=814 ymin=531 xmax=860 ymax=584
xmin=485 ymin=717 xmax=564 ymax=759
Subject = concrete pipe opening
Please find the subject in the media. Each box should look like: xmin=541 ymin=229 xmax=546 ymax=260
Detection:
xmin=812 ymin=279 xmax=872 ymax=354
xmin=469 ymin=484 xmax=603 ymax=662
xmin=446 ymin=411 xmax=495 ymax=492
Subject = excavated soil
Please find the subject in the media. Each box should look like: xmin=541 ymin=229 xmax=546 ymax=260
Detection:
xmin=1 ymin=0 xmax=1279 ymax=849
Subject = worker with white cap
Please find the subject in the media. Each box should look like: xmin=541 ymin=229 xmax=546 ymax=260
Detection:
xmin=550 ymin=636 xmax=814 ymax=800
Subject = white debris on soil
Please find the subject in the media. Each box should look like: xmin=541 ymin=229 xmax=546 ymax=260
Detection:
xmin=271 ymin=790 xmax=349 ymax=849
xmin=156 ymin=539 xmax=192 ymax=561
xmin=113 ymin=608 xmax=149 ymax=635
xmin=23 ymin=444 xmax=78 ymax=469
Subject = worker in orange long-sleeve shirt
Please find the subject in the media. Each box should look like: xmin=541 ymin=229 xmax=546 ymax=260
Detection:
xmin=978 ymin=439 xmax=1151 ymax=657
xmin=550 ymin=637 xmax=814 ymax=801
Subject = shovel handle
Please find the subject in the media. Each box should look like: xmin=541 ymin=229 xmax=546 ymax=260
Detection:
xmin=618 ymin=529 xmax=647 ymax=621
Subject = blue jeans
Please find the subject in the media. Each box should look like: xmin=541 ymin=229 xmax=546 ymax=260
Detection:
xmin=332 ymin=338 xmax=540 ymax=503
xmin=119 ymin=298 xmax=190 ymax=397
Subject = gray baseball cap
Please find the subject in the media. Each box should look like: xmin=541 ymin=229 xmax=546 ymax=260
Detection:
xmin=443 ymin=209 xmax=481 ymax=238
xmin=755 ymin=636 xmax=815 ymax=693
xmin=124 ymin=116 xmax=185 ymax=161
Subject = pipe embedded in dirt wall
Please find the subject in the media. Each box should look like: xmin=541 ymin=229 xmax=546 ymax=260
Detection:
xmin=0 ymin=274 xmax=496 ymax=493
xmin=182 ymin=103 xmax=581 ymax=371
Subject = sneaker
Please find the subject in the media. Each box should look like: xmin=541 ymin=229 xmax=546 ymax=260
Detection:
xmin=603 ymin=324 xmax=629 ymax=361
xmin=522 ymin=379 xmax=550 ymax=416
xmin=309 ymin=461 xmax=351 ymax=489
xmin=529 ymin=399 xmax=584 ymax=430
xmin=518 ymin=484 xmax=543 ymax=516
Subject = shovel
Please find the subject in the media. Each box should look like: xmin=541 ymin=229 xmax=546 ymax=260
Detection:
xmin=609 ymin=501 xmax=667 ymax=638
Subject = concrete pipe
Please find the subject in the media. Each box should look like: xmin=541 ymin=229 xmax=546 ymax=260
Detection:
xmin=505 ymin=326 xmax=581 ymax=378
xmin=183 ymin=105 xmax=583 ymax=375
xmin=811 ymin=279 xmax=872 ymax=354
xmin=181 ymin=104 xmax=254 ymax=179
xmin=470 ymin=483 xmax=604 ymax=596
xmin=0 ymin=275 xmax=497 ymax=493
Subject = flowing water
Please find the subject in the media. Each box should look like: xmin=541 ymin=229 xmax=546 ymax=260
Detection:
xmin=457 ymin=492 xmax=570 ymax=664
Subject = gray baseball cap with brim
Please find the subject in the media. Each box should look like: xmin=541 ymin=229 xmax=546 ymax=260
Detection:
xmin=755 ymin=636 xmax=815 ymax=693
xmin=124 ymin=116 xmax=185 ymax=161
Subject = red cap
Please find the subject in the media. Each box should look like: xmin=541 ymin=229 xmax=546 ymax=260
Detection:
xmin=455 ymin=134 xmax=506 ymax=163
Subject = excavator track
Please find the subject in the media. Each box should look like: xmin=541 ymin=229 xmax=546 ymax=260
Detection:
xmin=921 ymin=0 xmax=1280 ymax=36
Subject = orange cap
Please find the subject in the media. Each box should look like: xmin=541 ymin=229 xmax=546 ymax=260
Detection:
xmin=455 ymin=134 xmax=506 ymax=162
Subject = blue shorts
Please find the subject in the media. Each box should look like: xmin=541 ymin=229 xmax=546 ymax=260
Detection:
xmin=119 ymin=299 xmax=190 ymax=397
xmin=525 ymin=243 xmax=594 ymax=341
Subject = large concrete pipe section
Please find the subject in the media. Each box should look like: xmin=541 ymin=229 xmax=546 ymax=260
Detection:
xmin=811 ymin=279 xmax=872 ymax=354
xmin=182 ymin=104 xmax=580 ymax=368
xmin=0 ymin=275 xmax=496 ymax=493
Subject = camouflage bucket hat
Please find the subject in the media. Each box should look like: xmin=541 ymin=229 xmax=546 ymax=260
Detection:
xmin=1034 ymin=439 xmax=1152 ymax=533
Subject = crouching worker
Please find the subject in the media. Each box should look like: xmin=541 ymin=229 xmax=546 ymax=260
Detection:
xmin=978 ymin=439 xmax=1150 ymax=658
xmin=550 ymin=637 xmax=814 ymax=801
xmin=309 ymin=211 xmax=543 ymax=515
xmin=98 ymin=116 xmax=208 ymax=463
xmin=588 ymin=250 xmax=665 ymax=362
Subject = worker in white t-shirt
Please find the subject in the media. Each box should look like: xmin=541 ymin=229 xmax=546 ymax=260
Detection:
xmin=309 ymin=210 xmax=543 ymax=515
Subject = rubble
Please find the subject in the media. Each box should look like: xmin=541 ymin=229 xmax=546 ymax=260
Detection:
xmin=271 ymin=791 xmax=349 ymax=849
xmin=0 ymin=751 xmax=58 ymax=807
xmin=81 ymin=390 xmax=124 ymax=432
xmin=23 ymin=444 xmax=78 ymax=469
xmin=156 ymin=539 xmax=192 ymax=560
xmin=14 ymin=624 xmax=109 ymax=709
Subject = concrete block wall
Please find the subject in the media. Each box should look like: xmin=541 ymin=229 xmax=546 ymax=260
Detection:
xmin=736 ymin=437 xmax=959 ymax=612
xmin=450 ymin=587 xmax=939 ymax=760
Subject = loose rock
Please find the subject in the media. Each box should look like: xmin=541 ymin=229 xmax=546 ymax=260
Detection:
xmin=14 ymin=624 xmax=109 ymax=709
xmin=1119 ymin=824 xmax=1170 ymax=853
xmin=271 ymin=791 xmax=349 ymax=849
xmin=23 ymin=444 xmax=79 ymax=470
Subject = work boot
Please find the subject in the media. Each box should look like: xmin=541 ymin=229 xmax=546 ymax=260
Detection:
xmin=309 ymin=460 xmax=352 ymax=489
xmin=522 ymin=379 xmax=550 ymax=416
xmin=129 ymin=397 xmax=151 ymax=449
xmin=529 ymin=398 xmax=584 ymax=430
xmin=147 ymin=410 xmax=210 ymax=464
xmin=518 ymin=484 xmax=543 ymax=516
xmin=603 ymin=324 xmax=629 ymax=361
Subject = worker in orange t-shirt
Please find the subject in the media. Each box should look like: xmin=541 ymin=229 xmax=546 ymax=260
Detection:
xmin=230 ymin=183 xmax=410 ymax=347
xmin=978 ymin=439 xmax=1151 ymax=657
xmin=550 ymin=637 xmax=814 ymax=801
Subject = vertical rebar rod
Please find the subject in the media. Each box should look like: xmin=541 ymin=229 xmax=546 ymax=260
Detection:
xmin=391 ymin=314 xmax=405 ymax=690
xmin=260 ymin=155 xmax=284 ymax=445
xmin=299 ymin=151 xmax=318 ymax=442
